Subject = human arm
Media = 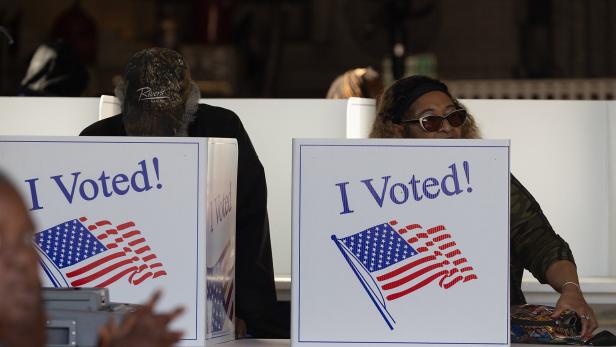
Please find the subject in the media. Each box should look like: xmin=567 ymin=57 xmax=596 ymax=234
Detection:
xmin=545 ymin=260 xmax=597 ymax=338
xmin=510 ymin=175 xmax=596 ymax=337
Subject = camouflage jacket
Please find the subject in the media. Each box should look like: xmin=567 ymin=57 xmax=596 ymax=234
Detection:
xmin=510 ymin=174 xmax=575 ymax=305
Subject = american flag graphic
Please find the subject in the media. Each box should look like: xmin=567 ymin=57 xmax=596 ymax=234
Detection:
xmin=206 ymin=241 xmax=234 ymax=335
xmin=35 ymin=217 xmax=167 ymax=288
xmin=332 ymin=220 xmax=477 ymax=329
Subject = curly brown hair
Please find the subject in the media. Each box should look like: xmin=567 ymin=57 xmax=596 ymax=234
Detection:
xmin=326 ymin=67 xmax=383 ymax=99
xmin=369 ymin=76 xmax=481 ymax=139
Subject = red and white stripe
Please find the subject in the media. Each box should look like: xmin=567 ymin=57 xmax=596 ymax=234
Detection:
xmin=65 ymin=217 xmax=167 ymax=287
xmin=375 ymin=220 xmax=478 ymax=301
xmin=219 ymin=241 xmax=235 ymax=321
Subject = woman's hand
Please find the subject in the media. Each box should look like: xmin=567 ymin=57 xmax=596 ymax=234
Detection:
xmin=551 ymin=283 xmax=598 ymax=339
xmin=235 ymin=318 xmax=248 ymax=338
xmin=545 ymin=260 xmax=599 ymax=339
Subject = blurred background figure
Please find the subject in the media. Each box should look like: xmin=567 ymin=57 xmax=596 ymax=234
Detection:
xmin=17 ymin=39 xmax=89 ymax=96
xmin=326 ymin=67 xmax=383 ymax=99
xmin=50 ymin=0 xmax=98 ymax=66
xmin=2 ymin=1 xmax=616 ymax=97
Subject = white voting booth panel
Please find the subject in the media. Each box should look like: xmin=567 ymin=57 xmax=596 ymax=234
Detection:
xmin=292 ymin=139 xmax=510 ymax=347
xmin=0 ymin=96 xmax=350 ymax=283
xmin=98 ymin=96 xmax=616 ymax=282
xmin=204 ymin=99 xmax=348 ymax=284
xmin=0 ymin=97 xmax=99 ymax=135
xmin=345 ymin=97 xmax=376 ymax=138
xmin=464 ymin=100 xmax=611 ymax=278
xmin=0 ymin=136 xmax=237 ymax=346
xmin=1 ymin=97 xmax=616 ymax=284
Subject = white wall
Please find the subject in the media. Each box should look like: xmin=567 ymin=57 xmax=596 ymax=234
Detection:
xmin=1 ymin=97 xmax=614 ymax=279
xmin=316 ymin=98 xmax=616 ymax=278
xmin=464 ymin=100 xmax=611 ymax=277
xmin=607 ymin=102 xmax=616 ymax=277
xmin=0 ymin=97 xmax=99 ymax=135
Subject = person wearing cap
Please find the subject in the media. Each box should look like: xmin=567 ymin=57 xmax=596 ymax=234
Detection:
xmin=79 ymin=47 xmax=279 ymax=337
xmin=370 ymin=75 xmax=598 ymax=338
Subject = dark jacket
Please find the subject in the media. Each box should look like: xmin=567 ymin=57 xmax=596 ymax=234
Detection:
xmin=510 ymin=174 xmax=575 ymax=305
xmin=80 ymin=104 xmax=280 ymax=335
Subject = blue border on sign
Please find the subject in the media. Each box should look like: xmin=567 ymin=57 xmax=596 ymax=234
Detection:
xmin=195 ymin=142 xmax=200 ymax=341
xmin=0 ymin=139 xmax=202 ymax=341
xmin=297 ymin=143 xmax=511 ymax=345
xmin=507 ymin=145 xmax=511 ymax=344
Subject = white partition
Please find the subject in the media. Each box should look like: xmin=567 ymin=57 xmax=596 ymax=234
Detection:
xmin=1 ymin=97 xmax=615 ymax=284
xmin=204 ymin=100 xmax=348 ymax=280
xmin=292 ymin=139 xmax=510 ymax=345
xmin=345 ymin=97 xmax=376 ymax=138
xmin=463 ymin=100 xmax=611 ymax=277
xmin=0 ymin=136 xmax=237 ymax=345
xmin=348 ymin=99 xmax=614 ymax=279
xmin=0 ymin=97 xmax=99 ymax=135
xmin=609 ymin=102 xmax=616 ymax=278
xmin=0 ymin=97 xmax=349 ymax=280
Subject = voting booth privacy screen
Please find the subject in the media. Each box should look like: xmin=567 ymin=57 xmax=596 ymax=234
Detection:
xmin=292 ymin=139 xmax=510 ymax=346
xmin=3 ymin=97 xmax=615 ymax=282
xmin=0 ymin=136 xmax=237 ymax=346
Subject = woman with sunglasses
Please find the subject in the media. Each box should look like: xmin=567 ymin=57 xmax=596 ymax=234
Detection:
xmin=370 ymin=75 xmax=598 ymax=338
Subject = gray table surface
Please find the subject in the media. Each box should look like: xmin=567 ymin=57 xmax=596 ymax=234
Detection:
xmin=218 ymin=339 xmax=549 ymax=347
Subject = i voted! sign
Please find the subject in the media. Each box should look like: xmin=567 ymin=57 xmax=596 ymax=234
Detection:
xmin=0 ymin=136 xmax=238 ymax=345
xmin=23 ymin=157 xmax=169 ymax=288
xmin=25 ymin=158 xmax=164 ymax=211
xmin=292 ymin=139 xmax=510 ymax=347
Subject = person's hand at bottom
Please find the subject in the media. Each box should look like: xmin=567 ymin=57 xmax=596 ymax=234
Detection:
xmin=98 ymin=290 xmax=184 ymax=347
xmin=551 ymin=284 xmax=598 ymax=339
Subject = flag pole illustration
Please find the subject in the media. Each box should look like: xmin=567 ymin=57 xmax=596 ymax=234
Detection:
xmin=332 ymin=220 xmax=478 ymax=329
xmin=331 ymin=234 xmax=396 ymax=330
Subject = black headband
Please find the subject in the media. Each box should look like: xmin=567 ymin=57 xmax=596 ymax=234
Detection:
xmin=386 ymin=76 xmax=451 ymax=123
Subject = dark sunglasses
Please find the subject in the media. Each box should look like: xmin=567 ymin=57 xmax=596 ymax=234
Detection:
xmin=400 ymin=109 xmax=468 ymax=132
